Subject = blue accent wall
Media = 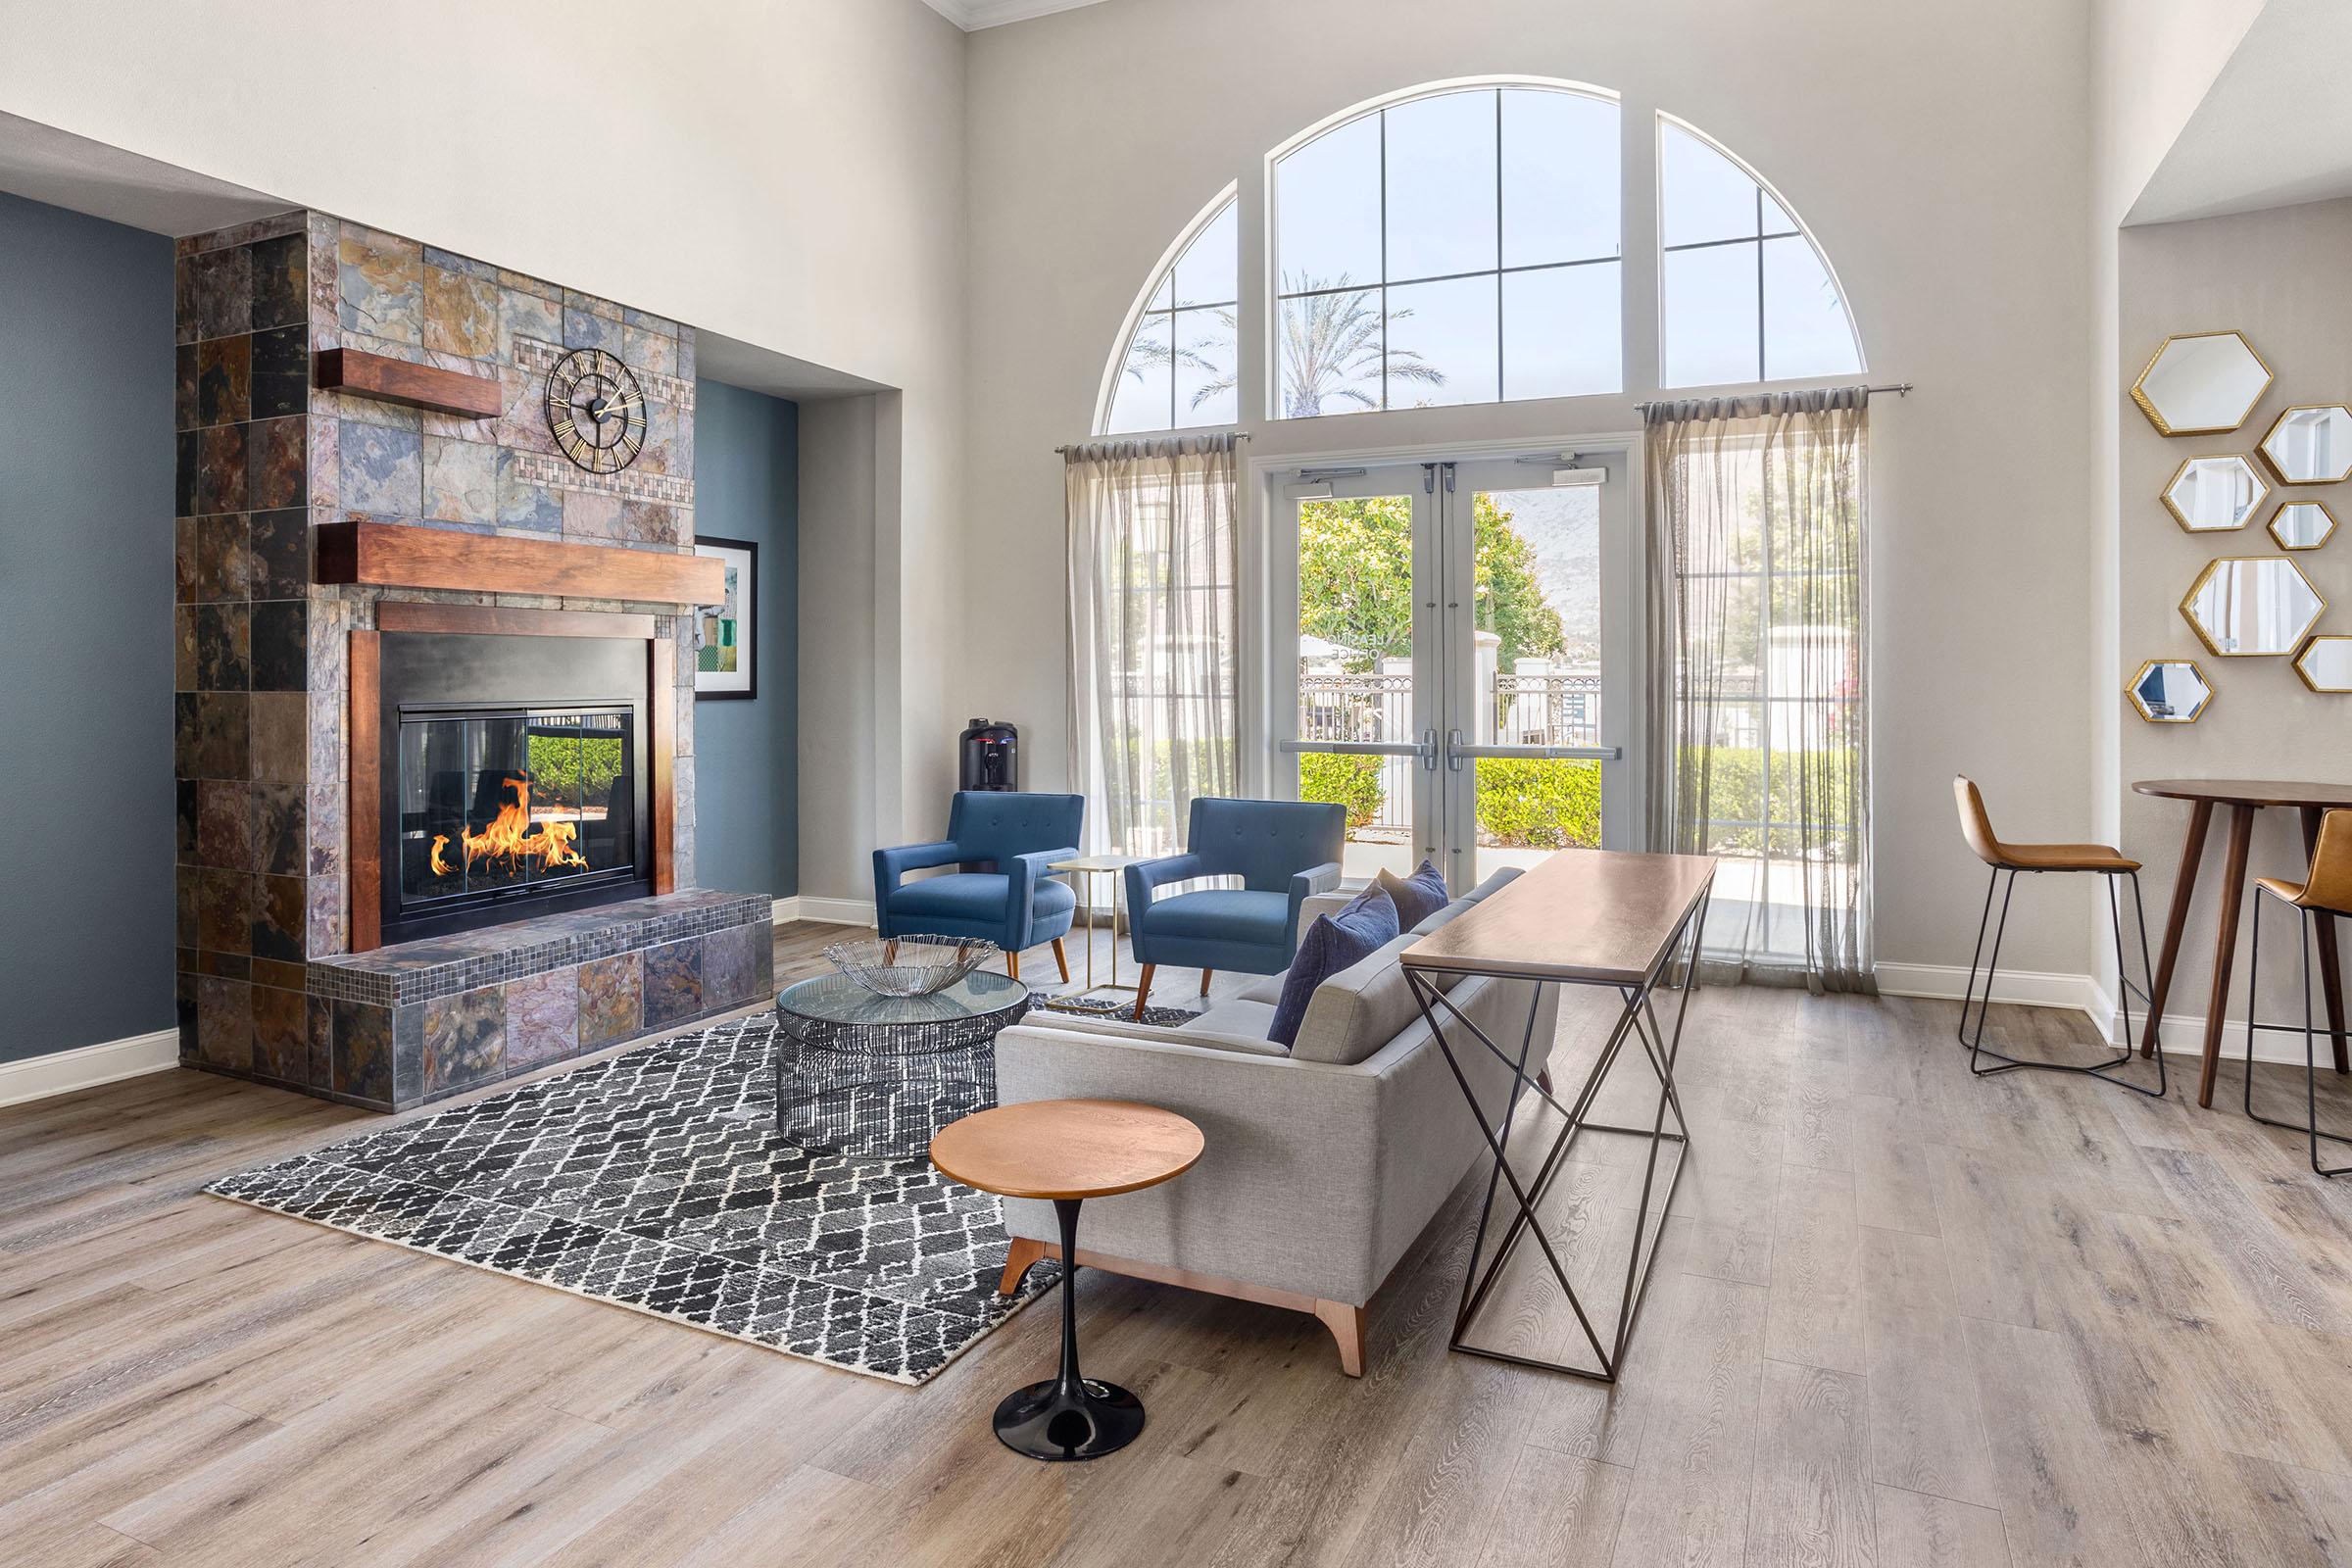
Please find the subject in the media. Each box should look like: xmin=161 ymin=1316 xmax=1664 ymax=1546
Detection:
xmin=0 ymin=193 xmax=175 ymax=1061
xmin=691 ymin=378 xmax=799 ymax=900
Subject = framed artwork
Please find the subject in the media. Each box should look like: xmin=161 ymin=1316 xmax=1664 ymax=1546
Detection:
xmin=694 ymin=536 xmax=757 ymax=700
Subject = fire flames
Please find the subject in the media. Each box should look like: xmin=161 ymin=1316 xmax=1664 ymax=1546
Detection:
xmin=429 ymin=775 xmax=588 ymax=878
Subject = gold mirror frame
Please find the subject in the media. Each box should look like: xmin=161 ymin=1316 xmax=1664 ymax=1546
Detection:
xmin=2259 ymin=404 xmax=2352 ymax=484
xmin=2271 ymin=499 xmax=2338 ymax=552
xmin=2160 ymin=454 xmax=2267 ymax=532
xmin=2180 ymin=555 xmax=2328 ymax=656
xmin=2126 ymin=658 xmax=2214 ymax=722
xmin=2131 ymin=330 xmax=2274 ymax=436
xmin=2296 ymin=636 xmax=2352 ymax=694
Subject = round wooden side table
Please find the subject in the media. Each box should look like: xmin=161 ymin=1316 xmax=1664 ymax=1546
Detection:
xmin=929 ymin=1099 xmax=1202 ymax=1461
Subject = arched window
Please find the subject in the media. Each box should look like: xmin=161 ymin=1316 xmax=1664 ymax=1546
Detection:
xmin=1101 ymin=192 xmax=1239 ymax=434
xmin=1089 ymin=85 xmax=1867 ymax=429
xmin=1658 ymin=116 xmax=1862 ymax=388
xmin=1272 ymin=82 xmax=1622 ymax=416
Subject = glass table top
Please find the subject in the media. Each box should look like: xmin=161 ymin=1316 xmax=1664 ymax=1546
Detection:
xmin=775 ymin=967 xmax=1030 ymax=1026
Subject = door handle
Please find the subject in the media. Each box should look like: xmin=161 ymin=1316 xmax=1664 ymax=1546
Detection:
xmin=1446 ymin=728 xmax=1466 ymax=771
xmin=1418 ymin=728 xmax=1439 ymax=771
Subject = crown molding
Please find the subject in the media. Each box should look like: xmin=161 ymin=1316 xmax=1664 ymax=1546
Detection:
xmin=921 ymin=0 xmax=1112 ymax=30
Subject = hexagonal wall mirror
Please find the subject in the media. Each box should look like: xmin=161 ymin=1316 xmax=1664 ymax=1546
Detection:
xmin=2297 ymin=637 xmax=2352 ymax=693
xmin=2271 ymin=500 xmax=2338 ymax=551
xmin=2180 ymin=556 xmax=2327 ymax=656
xmin=2132 ymin=330 xmax=2273 ymax=436
xmin=2162 ymin=455 xmax=2267 ymax=532
xmin=2127 ymin=659 xmax=2214 ymax=722
xmin=2260 ymin=404 xmax=2352 ymax=483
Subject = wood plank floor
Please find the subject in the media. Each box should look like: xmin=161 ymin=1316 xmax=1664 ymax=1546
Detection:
xmin=9 ymin=922 xmax=2352 ymax=1565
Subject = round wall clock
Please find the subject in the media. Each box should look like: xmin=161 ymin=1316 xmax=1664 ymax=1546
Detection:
xmin=544 ymin=347 xmax=647 ymax=473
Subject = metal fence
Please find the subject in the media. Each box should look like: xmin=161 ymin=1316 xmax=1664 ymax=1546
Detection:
xmin=1296 ymin=662 xmax=1603 ymax=835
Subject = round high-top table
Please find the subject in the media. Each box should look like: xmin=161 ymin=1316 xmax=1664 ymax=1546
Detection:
xmin=930 ymin=1099 xmax=1201 ymax=1461
xmin=2133 ymin=779 xmax=2352 ymax=1106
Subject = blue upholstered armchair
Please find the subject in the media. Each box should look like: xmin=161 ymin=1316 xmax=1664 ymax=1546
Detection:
xmin=873 ymin=792 xmax=1085 ymax=983
xmin=1123 ymin=797 xmax=1345 ymax=1015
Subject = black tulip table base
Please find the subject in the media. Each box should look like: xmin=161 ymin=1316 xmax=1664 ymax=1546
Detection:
xmin=993 ymin=1196 xmax=1146 ymax=1461
xmin=992 ymin=1374 xmax=1145 ymax=1461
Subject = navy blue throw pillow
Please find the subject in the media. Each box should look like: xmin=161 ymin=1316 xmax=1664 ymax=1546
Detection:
xmin=1376 ymin=859 xmax=1450 ymax=929
xmin=1267 ymin=885 xmax=1399 ymax=1050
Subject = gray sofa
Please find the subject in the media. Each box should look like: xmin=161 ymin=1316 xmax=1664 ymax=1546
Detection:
xmin=991 ymin=868 xmax=1554 ymax=1375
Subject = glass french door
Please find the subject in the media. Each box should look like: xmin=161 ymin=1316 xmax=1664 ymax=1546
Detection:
xmin=1278 ymin=454 xmax=1636 ymax=892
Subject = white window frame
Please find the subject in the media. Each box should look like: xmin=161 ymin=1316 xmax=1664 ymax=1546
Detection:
xmin=1091 ymin=184 xmax=1241 ymax=437
xmin=1654 ymin=112 xmax=1866 ymax=391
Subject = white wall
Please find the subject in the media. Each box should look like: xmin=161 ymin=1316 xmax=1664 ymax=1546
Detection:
xmin=0 ymin=0 xmax=970 ymax=902
xmin=962 ymin=0 xmax=2100 ymax=976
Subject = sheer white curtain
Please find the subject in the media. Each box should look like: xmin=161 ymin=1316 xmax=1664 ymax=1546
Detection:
xmin=1643 ymin=388 xmax=1874 ymax=992
xmin=1065 ymin=434 xmax=1240 ymax=856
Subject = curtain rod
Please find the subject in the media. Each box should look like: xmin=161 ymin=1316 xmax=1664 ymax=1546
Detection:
xmin=1055 ymin=431 xmax=1253 ymax=455
xmin=1634 ymin=382 xmax=1912 ymax=414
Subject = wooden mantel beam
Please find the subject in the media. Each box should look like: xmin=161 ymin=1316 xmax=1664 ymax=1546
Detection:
xmin=316 ymin=348 xmax=504 ymax=418
xmin=315 ymin=519 xmax=724 ymax=605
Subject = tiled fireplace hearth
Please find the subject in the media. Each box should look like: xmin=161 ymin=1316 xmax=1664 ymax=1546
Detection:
xmin=173 ymin=208 xmax=769 ymax=1110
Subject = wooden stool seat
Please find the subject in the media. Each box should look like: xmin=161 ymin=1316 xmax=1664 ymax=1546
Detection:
xmin=1988 ymin=842 xmax=2140 ymax=874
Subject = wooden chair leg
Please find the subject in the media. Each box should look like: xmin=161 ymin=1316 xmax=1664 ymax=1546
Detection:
xmin=1200 ymin=968 xmax=1214 ymax=996
xmin=883 ymin=939 xmax=897 ymax=964
xmin=1314 ymin=1299 xmax=1366 ymax=1378
xmin=998 ymin=1238 xmax=1047 ymax=1296
xmin=1133 ymin=964 xmax=1155 ymax=1020
xmin=1052 ymin=938 xmax=1070 ymax=984
xmin=1006 ymin=949 xmax=1020 ymax=982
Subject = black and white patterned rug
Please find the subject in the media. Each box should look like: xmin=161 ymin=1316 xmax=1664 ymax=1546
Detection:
xmin=205 ymin=1012 xmax=1063 ymax=1386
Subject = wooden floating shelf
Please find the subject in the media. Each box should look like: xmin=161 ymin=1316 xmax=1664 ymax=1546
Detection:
xmin=316 ymin=520 xmax=726 ymax=605
xmin=316 ymin=347 xmax=504 ymax=418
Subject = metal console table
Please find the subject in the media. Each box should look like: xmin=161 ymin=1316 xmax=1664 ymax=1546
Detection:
xmin=1400 ymin=849 xmax=1715 ymax=1382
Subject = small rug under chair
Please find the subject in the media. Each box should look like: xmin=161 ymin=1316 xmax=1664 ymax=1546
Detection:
xmin=205 ymin=1011 xmax=1064 ymax=1385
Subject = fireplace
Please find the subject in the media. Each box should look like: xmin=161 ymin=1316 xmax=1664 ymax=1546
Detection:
xmin=374 ymin=628 xmax=653 ymax=945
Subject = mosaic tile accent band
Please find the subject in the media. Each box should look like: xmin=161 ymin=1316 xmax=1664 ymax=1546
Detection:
xmin=307 ymin=890 xmax=771 ymax=1007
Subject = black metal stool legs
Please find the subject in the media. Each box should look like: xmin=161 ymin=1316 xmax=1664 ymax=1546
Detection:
xmin=2241 ymin=889 xmax=2352 ymax=1177
xmin=1959 ymin=867 xmax=2165 ymax=1097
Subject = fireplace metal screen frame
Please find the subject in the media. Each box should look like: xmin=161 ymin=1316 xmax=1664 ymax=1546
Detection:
xmin=349 ymin=602 xmax=679 ymax=955
xmin=384 ymin=697 xmax=652 ymax=940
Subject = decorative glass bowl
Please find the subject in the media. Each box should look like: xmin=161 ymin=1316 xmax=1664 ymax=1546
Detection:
xmin=824 ymin=935 xmax=1002 ymax=997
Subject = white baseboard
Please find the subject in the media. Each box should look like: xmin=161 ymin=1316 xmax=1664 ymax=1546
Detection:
xmin=1876 ymin=961 xmax=2092 ymax=1013
xmin=0 ymin=1028 xmax=180 ymax=1108
xmin=1876 ymin=962 xmax=2312 ymax=1066
xmin=774 ymin=896 xmax=874 ymax=927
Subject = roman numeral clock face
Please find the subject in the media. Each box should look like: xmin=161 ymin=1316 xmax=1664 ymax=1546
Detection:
xmin=544 ymin=347 xmax=647 ymax=473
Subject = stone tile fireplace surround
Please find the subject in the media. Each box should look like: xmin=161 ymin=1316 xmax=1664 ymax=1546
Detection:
xmin=173 ymin=209 xmax=770 ymax=1111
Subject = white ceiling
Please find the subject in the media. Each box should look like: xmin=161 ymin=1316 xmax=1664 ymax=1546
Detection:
xmin=2130 ymin=0 xmax=2352 ymax=225
xmin=919 ymin=0 xmax=1111 ymax=30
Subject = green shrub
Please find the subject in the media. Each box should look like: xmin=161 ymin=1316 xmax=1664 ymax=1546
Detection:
xmin=1677 ymin=746 xmax=1858 ymax=856
xmin=1475 ymin=759 xmax=1601 ymax=849
xmin=1298 ymin=752 xmax=1387 ymax=829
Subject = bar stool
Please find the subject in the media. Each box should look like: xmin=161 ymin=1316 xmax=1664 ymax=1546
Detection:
xmin=1952 ymin=777 xmax=2165 ymax=1097
xmin=2242 ymin=808 xmax=2352 ymax=1176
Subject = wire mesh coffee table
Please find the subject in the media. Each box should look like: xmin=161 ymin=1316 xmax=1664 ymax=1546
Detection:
xmin=773 ymin=970 xmax=1031 ymax=1159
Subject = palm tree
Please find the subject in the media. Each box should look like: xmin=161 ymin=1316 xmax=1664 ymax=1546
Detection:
xmin=1277 ymin=274 xmax=1443 ymax=417
xmin=1120 ymin=274 xmax=1446 ymax=420
xmin=1122 ymin=306 xmax=1239 ymax=417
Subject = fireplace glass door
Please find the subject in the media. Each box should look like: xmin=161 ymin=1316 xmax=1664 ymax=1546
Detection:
xmin=397 ymin=707 xmax=638 ymax=911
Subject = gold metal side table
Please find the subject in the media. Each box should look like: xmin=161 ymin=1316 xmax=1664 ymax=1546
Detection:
xmin=1047 ymin=855 xmax=1146 ymax=995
